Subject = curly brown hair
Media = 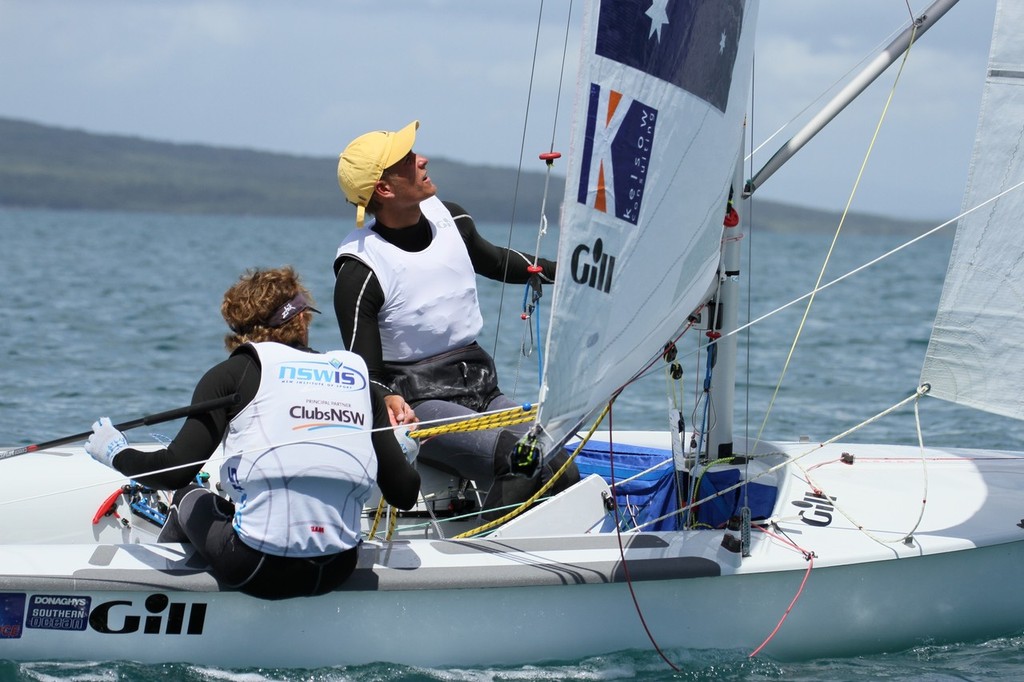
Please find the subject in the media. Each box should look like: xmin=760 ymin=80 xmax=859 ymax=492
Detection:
xmin=221 ymin=266 xmax=316 ymax=352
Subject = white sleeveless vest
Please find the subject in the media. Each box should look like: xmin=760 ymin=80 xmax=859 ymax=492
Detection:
xmin=220 ymin=342 xmax=376 ymax=557
xmin=335 ymin=196 xmax=484 ymax=361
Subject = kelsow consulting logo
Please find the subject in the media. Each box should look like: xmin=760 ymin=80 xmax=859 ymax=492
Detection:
xmin=576 ymin=84 xmax=657 ymax=226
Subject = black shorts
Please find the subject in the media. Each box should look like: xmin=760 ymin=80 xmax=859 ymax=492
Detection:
xmin=158 ymin=485 xmax=358 ymax=600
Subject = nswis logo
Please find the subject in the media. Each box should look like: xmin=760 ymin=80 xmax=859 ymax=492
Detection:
xmin=577 ymin=84 xmax=656 ymax=226
xmin=278 ymin=358 xmax=366 ymax=391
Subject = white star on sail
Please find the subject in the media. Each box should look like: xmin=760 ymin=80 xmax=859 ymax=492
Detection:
xmin=720 ymin=31 xmax=727 ymax=54
xmin=646 ymin=0 xmax=670 ymax=42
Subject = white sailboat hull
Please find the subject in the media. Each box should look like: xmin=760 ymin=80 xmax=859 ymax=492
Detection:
xmin=2 ymin=434 xmax=1023 ymax=665
xmin=3 ymin=542 xmax=1023 ymax=667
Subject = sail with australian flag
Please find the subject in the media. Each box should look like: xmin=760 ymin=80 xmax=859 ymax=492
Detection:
xmin=537 ymin=0 xmax=759 ymax=448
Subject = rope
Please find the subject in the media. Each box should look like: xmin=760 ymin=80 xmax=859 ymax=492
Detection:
xmin=746 ymin=21 xmax=906 ymax=162
xmin=604 ymin=404 xmax=681 ymax=671
xmin=792 ymin=384 xmax=932 ymax=548
xmin=453 ymin=402 xmax=612 ymax=538
xmin=630 ymin=386 xmax=929 ymax=533
xmin=750 ymin=19 xmax=919 ymax=454
xmin=409 ymin=404 xmax=538 ymax=439
xmin=748 ymin=524 xmax=816 ymax=657
xmin=367 ymin=498 xmax=386 ymax=539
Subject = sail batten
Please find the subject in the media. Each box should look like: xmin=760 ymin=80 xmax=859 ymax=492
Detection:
xmin=921 ymin=0 xmax=1024 ymax=421
xmin=538 ymin=0 xmax=758 ymax=448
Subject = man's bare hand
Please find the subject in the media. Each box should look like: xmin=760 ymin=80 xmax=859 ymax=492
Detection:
xmin=385 ymin=394 xmax=419 ymax=427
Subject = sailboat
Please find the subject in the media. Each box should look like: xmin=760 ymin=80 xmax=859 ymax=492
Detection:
xmin=2 ymin=0 xmax=1023 ymax=668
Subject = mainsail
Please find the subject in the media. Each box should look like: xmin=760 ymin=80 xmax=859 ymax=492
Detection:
xmin=537 ymin=0 xmax=759 ymax=447
xmin=920 ymin=0 xmax=1024 ymax=421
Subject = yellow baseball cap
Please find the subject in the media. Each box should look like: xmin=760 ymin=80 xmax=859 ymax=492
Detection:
xmin=337 ymin=120 xmax=419 ymax=227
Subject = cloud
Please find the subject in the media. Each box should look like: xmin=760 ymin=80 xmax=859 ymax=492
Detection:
xmin=0 ymin=0 xmax=999 ymax=219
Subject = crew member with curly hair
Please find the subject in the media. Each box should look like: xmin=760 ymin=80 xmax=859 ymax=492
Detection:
xmin=84 ymin=266 xmax=420 ymax=599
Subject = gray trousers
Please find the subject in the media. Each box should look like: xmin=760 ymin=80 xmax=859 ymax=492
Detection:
xmin=412 ymin=395 xmax=580 ymax=518
xmin=413 ymin=394 xmax=528 ymax=489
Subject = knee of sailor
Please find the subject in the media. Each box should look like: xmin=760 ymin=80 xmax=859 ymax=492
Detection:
xmin=170 ymin=483 xmax=204 ymax=507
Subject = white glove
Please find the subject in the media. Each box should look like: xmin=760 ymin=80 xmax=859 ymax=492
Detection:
xmin=85 ymin=417 xmax=129 ymax=468
xmin=395 ymin=428 xmax=419 ymax=463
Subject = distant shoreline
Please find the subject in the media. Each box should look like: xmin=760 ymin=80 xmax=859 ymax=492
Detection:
xmin=0 ymin=116 xmax=937 ymax=235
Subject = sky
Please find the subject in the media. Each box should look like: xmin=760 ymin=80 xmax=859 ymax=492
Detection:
xmin=0 ymin=0 xmax=998 ymax=221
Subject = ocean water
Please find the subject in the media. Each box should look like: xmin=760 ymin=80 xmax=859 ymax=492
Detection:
xmin=2 ymin=206 xmax=1023 ymax=680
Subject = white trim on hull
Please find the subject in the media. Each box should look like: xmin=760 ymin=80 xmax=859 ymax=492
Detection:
xmin=2 ymin=433 xmax=1024 ymax=665
xmin=1 ymin=536 xmax=1022 ymax=666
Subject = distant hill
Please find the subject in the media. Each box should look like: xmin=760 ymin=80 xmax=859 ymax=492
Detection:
xmin=0 ymin=116 xmax=934 ymax=234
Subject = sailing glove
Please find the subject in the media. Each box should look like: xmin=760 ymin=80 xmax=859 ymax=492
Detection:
xmin=85 ymin=417 xmax=129 ymax=468
xmin=395 ymin=428 xmax=419 ymax=462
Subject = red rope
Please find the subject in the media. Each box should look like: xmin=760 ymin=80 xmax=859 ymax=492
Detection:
xmin=607 ymin=404 xmax=682 ymax=672
xmin=748 ymin=526 xmax=815 ymax=657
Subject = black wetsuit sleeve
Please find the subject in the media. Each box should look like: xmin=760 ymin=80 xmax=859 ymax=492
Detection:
xmin=370 ymin=396 xmax=421 ymax=510
xmin=333 ymin=257 xmax=391 ymax=392
xmin=113 ymin=348 xmax=420 ymax=509
xmin=111 ymin=351 xmax=260 ymax=489
xmin=445 ymin=201 xmax=556 ymax=284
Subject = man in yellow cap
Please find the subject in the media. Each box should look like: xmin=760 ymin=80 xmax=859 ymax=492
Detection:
xmin=333 ymin=121 xmax=579 ymax=518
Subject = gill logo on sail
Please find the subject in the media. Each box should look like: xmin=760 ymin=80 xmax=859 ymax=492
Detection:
xmin=577 ymin=84 xmax=656 ymax=226
xmin=571 ymin=238 xmax=616 ymax=294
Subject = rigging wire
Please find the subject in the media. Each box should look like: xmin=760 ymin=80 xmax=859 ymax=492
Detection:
xmin=746 ymin=22 xmax=907 ymax=161
xmin=748 ymin=20 xmax=920 ymax=454
xmin=724 ymin=177 xmax=1024 ymax=347
xmin=493 ymin=0 xmax=575 ymax=400
xmin=493 ymin=0 xmax=546 ymax=396
xmin=630 ymin=386 xmax=928 ymax=533
xmin=604 ymin=403 xmax=681 ymax=672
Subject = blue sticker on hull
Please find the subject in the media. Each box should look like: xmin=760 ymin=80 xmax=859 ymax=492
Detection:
xmin=0 ymin=593 xmax=26 ymax=639
xmin=26 ymin=595 xmax=91 ymax=631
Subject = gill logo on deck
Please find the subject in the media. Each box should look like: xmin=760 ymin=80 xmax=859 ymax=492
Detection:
xmin=791 ymin=491 xmax=837 ymax=527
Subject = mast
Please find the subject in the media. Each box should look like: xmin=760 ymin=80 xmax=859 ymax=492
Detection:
xmin=743 ymin=0 xmax=961 ymax=198
xmin=706 ymin=148 xmax=746 ymax=460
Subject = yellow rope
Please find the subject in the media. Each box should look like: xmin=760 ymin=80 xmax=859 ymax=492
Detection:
xmin=386 ymin=500 xmax=398 ymax=540
xmin=409 ymin=405 xmax=538 ymax=439
xmin=368 ymin=497 xmax=386 ymax=539
xmin=366 ymin=405 xmax=538 ymax=539
xmin=751 ymin=21 xmax=919 ymax=451
xmin=453 ymin=403 xmax=613 ymax=538
xmin=362 ymin=405 xmax=539 ymax=541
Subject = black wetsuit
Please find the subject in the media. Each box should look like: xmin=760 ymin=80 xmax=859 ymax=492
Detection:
xmin=111 ymin=344 xmax=420 ymax=600
xmin=332 ymin=201 xmax=578 ymax=517
xmin=332 ymin=201 xmax=555 ymax=394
